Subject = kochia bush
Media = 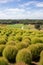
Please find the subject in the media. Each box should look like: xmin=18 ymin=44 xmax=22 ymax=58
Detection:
xmin=16 ymin=48 xmax=32 ymax=64
xmin=15 ymin=35 xmax=22 ymax=42
xmin=38 ymin=51 xmax=43 ymax=65
xmin=0 ymin=57 xmax=8 ymax=65
xmin=16 ymin=42 xmax=29 ymax=50
xmin=6 ymin=41 xmax=16 ymax=45
xmin=0 ymin=38 xmax=6 ymax=45
xmin=40 ymin=51 xmax=43 ymax=59
xmin=27 ymin=43 xmax=43 ymax=61
xmin=31 ymin=37 xmax=43 ymax=44
xmin=0 ymin=45 xmax=5 ymax=56
xmin=3 ymin=46 xmax=18 ymax=63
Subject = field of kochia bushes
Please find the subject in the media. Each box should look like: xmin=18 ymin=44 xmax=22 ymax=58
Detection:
xmin=0 ymin=26 xmax=43 ymax=65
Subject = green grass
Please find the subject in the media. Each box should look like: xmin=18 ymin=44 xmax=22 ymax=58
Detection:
xmin=7 ymin=24 xmax=24 ymax=28
xmin=6 ymin=24 xmax=35 ymax=30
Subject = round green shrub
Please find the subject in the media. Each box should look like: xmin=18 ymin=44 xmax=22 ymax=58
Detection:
xmin=38 ymin=51 xmax=43 ymax=65
xmin=40 ymin=37 xmax=43 ymax=43
xmin=6 ymin=41 xmax=16 ymax=45
xmin=0 ymin=45 xmax=5 ymax=56
xmin=0 ymin=38 xmax=6 ymax=45
xmin=15 ymin=62 xmax=28 ymax=65
xmin=23 ymin=36 xmax=31 ymax=41
xmin=0 ymin=57 xmax=8 ymax=65
xmin=8 ymin=36 xmax=15 ymax=41
xmin=38 ymin=60 xmax=43 ymax=65
xmin=22 ymin=39 xmax=31 ymax=45
xmin=22 ymin=33 xmax=30 ymax=37
xmin=16 ymin=42 xmax=29 ymax=50
xmin=15 ymin=35 xmax=22 ymax=42
xmin=40 ymin=51 xmax=43 ymax=59
xmin=5 ymin=30 xmax=12 ymax=36
xmin=27 ymin=44 xmax=43 ymax=61
xmin=3 ymin=46 xmax=18 ymax=63
xmin=31 ymin=37 xmax=43 ymax=44
xmin=0 ymin=35 xmax=7 ymax=45
xmin=16 ymin=48 xmax=32 ymax=64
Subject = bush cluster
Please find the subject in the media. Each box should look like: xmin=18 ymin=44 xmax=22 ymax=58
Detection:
xmin=0 ymin=27 xmax=43 ymax=64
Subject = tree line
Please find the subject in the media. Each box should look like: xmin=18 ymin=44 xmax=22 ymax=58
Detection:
xmin=0 ymin=19 xmax=43 ymax=24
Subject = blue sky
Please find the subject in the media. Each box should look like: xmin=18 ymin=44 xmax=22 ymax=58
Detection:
xmin=0 ymin=0 xmax=43 ymax=19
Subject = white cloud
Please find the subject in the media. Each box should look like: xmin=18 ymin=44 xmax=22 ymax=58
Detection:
xmin=19 ymin=1 xmax=43 ymax=8
xmin=0 ymin=0 xmax=20 ymax=3
xmin=28 ymin=10 xmax=43 ymax=19
xmin=19 ymin=1 xmax=35 ymax=7
xmin=0 ymin=8 xmax=43 ymax=19
xmin=36 ymin=2 xmax=43 ymax=7
xmin=0 ymin=0 xmax=13 ymax=3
